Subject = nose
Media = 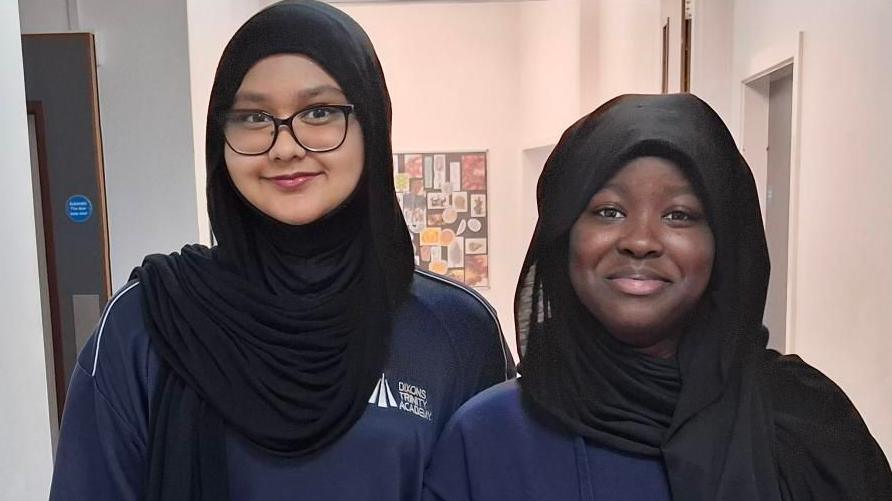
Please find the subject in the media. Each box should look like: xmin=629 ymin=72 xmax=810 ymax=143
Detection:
xmin=616 ymin=215 xmax=663 ymax=259
xmin=268 ymin=124 xmax=307 ymax=162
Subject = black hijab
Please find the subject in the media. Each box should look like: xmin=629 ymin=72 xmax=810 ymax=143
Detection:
xmin=517 ymin=94 xmax=891 ymax=500
xmin=131 ymin=2 xmax=414 ymax=499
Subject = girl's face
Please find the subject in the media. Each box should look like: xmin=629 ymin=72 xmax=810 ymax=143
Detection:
xmin=568 ymin=156 xmax=715 ymax=358
xmin=224 ymin=54 xmax=365 ymax=225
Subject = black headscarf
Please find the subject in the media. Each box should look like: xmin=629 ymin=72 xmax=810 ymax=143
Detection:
xmin=517 ymin=94 xmax=891 ymax=500
xmin=131 ymin=2 xmax=414 ymax=499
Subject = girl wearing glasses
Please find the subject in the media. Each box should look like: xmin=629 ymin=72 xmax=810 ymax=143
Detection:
xmin=423 ymin=94 xmax=891 ymax=500
xmin=50 ymin=1 xmax=513 ymax=500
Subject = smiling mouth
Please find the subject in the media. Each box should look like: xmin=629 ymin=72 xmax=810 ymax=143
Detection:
xmin=266 ymin=172 xmax=321 ymax=190
xmin=606 ymin=272 xmax=671 ymax=296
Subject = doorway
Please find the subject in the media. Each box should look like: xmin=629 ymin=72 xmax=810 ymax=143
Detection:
xmin=742 ymin=63 xmax=794 ymax=352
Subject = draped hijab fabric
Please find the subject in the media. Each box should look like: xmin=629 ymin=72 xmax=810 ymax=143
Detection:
xmin=517 ymin=94 xmax=891 ymax=500
xmin=131 ymin=1 xmax=414 ymax=499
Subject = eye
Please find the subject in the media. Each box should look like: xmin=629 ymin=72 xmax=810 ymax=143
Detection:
xmin=227 ymin=111 xmax=272 ymax=128
xmin=663 ymin=209 xmax=705 ymax=225
xmin=593 ymin=207 xmax=625 ymax=219
xmin=298 ymin=106 xmax=340 ymax=125
xmin=663 ymin=210 xmax=692 ymax=221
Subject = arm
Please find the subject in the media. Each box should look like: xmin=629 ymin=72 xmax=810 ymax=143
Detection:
xmin=423 ymin=417 xmax=474 ymax=501
xmin=50 ymin=282 xmax=150 ymax=500
xmin=49 ymin=361 xmax=146 ymax=500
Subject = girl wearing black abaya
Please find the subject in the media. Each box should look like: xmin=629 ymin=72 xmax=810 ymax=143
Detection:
xmin=423 ymin=94 xmax=891 ymax=500
xmin=50 ymin=2 xmax=514 ymax=500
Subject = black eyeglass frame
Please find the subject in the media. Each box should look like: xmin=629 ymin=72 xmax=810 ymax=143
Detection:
xmin=221 ymin=103 xmax=356 ymax=156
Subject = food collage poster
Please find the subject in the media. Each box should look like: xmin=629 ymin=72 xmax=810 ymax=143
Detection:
xmin=393 ymin=152 xmax=489 ymax=288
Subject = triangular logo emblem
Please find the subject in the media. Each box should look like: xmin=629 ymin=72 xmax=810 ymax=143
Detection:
xmin=368 ymin=373 xmax=398 ymax=408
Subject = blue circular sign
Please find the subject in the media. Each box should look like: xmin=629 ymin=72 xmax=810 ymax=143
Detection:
xmin=66 ymin=195 xmax=93 ymax=223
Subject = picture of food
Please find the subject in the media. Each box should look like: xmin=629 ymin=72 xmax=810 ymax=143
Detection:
xmin=427 ymin=211 xmax=444 ymax=226
xmin=424 ymin=159 xmax=433 ymax=188
xmin=433 ymin=158 xmax=447 ymax=189
xmin=452 ymin=192 xmax=468 ymax=212
xmin=440 ymin=228 xmax=455 ymax=246
xmin=409 ymin=179 xmax=424 ymax=196
xmin=464 ymin=255 xmax=488 ymax=287
xmin=404 ymin=154 xmax=423 ymax=178
xmin=427 ymin=192 xmax=448 ymax=209
xmin=393 ymin=151 xmax=488 ymax=289
xmin=470 ymin=194 xmax=487 ymax=217
xmin=465 ymin=238 xmax=487 ymax=255
xmin=448 ymin=238 xmax=464 ymax=268
xmin=420 ymin=227 xmax=441 ymax=246
xmin=394 ymin=173 xmax=409 ymax=193
xmin=408 ymin=208 xmax=426 ymax=234
xmin=424 ymin=155 xmax=433 ymax=177
xmin=450 ymin=160 xmax=461 ymax=189
xmin=429 ymin=260 xmax=448 ymax=275
xmin=446 ymin=269 xmax=465 ymax=282
xmin=442 ymin=206 xmax=457 ymax=224
xmin=461 ymin=154 xmax=486 ymax=190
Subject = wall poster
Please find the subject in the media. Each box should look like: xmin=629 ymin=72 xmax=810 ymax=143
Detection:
xmin=393 ymin=151 xmax=489 ymax=288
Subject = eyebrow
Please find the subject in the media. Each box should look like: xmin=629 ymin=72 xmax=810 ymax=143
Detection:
xmin=599 ymin=182 xmax=698 ymax=198
xmin=232 ymin=85 xmax=345 ymax=105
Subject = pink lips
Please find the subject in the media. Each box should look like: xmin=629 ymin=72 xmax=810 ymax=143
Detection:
xmin=609 ymin=277 xmax=669 ymax=296
xmin=607 ymin=270 xmax=670 ymax=296
xmin=267 ymin=172 xmax=320 ymax=191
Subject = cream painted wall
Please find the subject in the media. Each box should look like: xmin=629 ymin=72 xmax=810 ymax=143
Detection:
xmin=339 ymin=1 xmax=527 ymax=357
xmin=517 ymin=0 xmax=581 ymax=148
xmin=338 ymin=0 xmax=661 ymax=358
xmin=660 ymin=0 xmax=682 ymax=93
xmin=1 ymin=0 xmax=54 ymax=496
xmin=688 ymin=0 xmax=892 ymax=456
xmin=590 ymin=0 xmax=662 ymax=106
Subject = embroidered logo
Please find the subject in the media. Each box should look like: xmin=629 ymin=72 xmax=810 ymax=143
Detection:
xmin=368 ymin=373 xmax=433 ymax=421
xmin=369 ymin=373 xmax=398 ymax=408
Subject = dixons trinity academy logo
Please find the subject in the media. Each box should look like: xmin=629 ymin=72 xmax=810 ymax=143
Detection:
xmin=368 ymin=374 xmax=432 ymax=421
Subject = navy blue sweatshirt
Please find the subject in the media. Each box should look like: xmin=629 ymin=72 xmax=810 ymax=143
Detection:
xmin=423 ymin=380 xmax=672 ymax=501
xmin=50 ymin=270 xmax=514 ymax=500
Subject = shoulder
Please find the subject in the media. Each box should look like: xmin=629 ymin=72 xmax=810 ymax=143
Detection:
xmin=79 ymin=280 xmax=149 ymax=378
xmin=762 ymin=351 xmax=865 ymax=425
xmin=406 ymin=270 xmax=513 ymax=378
xmin=77 ymin=281 xmax=160 ymax=415
xmin=762 ymin=351 xmax=892 ymax=496
xmin=447 ymin=379 xmax=523 ymax=425
xmin=409 ymin=269 xmax=500 ymax=329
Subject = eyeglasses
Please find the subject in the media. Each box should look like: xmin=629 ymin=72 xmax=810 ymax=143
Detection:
xmin=221 ymin=104 xmax=355 ymax=155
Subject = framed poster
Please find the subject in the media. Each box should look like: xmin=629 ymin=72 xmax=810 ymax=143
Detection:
xmin=394 ymin=151 xmax=489 ymax=288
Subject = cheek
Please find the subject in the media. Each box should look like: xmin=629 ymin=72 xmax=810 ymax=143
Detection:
xmin=676 ymin=232 xmax=715 ymax=289
xmin=569 ymin=225 xmax=611 ymax=273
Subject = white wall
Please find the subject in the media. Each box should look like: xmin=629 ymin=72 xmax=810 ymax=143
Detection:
xmin=78 ymin=0 xmax=199 ymax=286
xmin=19 ymin=0 xmax=201 ymax=288
xmin=0 ymin=0 xmax=55 ymax=497
xmin=16 ymin=0 xmax=69 ymax=32
xmin=689 ymin=0 xmax=892 ymax=456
